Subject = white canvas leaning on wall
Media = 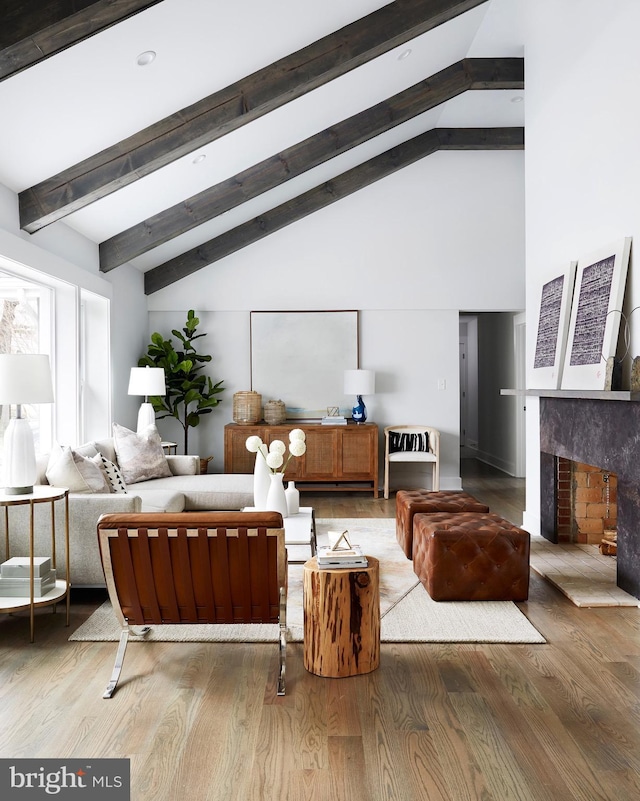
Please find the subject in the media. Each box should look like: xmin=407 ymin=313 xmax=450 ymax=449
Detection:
xmin=530 ymin=261 xmax=577 ymax=389
xmin=561 ymin=237 xmax=632 ymax=391
xmin=250 ymin=310 xmax=358 ymax=418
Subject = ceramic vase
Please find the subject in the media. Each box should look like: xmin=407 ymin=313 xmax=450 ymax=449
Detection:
xmin=266 ymin=472 xmax=288 ymax=518
xmin=285 ymin=480 xmax=300 ymax=515
xmin=352 ymin=394 xmax=367 ymax=423
xmin=253 ymin=446 xmax=271 ymax=510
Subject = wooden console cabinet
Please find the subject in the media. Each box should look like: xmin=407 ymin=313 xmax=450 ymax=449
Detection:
xmin=224 ymin=422 xmax=379 ymax=497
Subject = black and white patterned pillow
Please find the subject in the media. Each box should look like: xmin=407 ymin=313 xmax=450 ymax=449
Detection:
xmin=389 ymin=432 xmax=430 ymax=453
xmin=100 ymin=454 xmax=127 ymax=494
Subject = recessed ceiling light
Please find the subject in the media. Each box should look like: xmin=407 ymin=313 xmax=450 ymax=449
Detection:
xmin=192 ymin=154 xmax=207 ymax=165
xmin=398 ymin=49 xmax=412 ymax=61
xmin=136 ymin=50 xmax=156 ymax=67
xmin=511 ymin=95 xmax=524 ymax=103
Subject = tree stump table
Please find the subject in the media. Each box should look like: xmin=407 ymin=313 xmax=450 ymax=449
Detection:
xmin=303 ymin=556 xmax=380 ymax=677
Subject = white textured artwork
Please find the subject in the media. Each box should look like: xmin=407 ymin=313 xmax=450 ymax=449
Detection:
xmin=530 ymin=262 xmax=576 ymax=389
xmin=561 ymin=238 xmax=631 ymax=390
xmin=251 ymin=311 xmax=358 ymax=418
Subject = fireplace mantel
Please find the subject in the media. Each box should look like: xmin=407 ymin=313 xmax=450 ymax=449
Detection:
xmin=501 ymin=388 xmax=640 ymax=402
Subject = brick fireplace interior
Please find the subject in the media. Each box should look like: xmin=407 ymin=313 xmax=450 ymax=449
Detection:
xmin=556 ymin=457 xmax=617 ymax=547
xmin=539 ymin=395 xmax=640 ymax=598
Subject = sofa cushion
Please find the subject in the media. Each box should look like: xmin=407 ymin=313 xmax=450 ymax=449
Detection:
xmin=112 ymin=423 xmax=171 ymax=485
xmin=98 ymin=455 xmax=128 ymax=494
xmin=135 ymin=490 xmax=186 ymax=513
xmin=91 ymin=437 xmax=117 ymax=464
xmin=131 ymin=473 xmax=254 ymax=511
xmin=45 ymin=444 xmax=111 ymax=493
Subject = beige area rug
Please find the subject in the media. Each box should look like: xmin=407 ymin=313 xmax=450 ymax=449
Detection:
xmin=70 ymin=519 xmax=545 ymax=644
xmin=530 ymin=534 xmax=639 ymax=608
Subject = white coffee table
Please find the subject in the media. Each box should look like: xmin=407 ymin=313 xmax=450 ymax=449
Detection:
xmin=242 ymin=506 xmax=316 ymax=563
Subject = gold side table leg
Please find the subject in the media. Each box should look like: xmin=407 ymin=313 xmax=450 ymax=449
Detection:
xmin=65 ymin=492 xmax=70 ymax=626
xmin=29 ymin=500 xmax=35 ymax=643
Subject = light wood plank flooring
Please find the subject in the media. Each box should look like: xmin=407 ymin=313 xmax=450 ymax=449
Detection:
xmin=1 ymin=461 xmax=639 ymax=800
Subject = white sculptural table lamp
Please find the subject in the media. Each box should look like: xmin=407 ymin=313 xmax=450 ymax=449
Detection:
xmin=0 ymin=354 xmax=54 ymax=495
xmin=128 ymin=366 xmax=166 ymax=433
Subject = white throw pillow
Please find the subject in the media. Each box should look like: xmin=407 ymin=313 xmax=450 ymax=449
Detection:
xmin=112 ymin=423 xmax=172 ymax=485
xmin=98 ymin=454 xmax=127 ymax=494
xmin=45 ymin=443 xmax=111 ymax=493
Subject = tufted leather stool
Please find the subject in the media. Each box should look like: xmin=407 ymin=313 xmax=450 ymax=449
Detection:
xmin=412 ymin=512 xmax=530 ymax=601
xmin=395 ymin=490 xmax=490 ymax=559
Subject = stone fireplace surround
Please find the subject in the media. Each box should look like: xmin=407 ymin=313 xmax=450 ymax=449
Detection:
xmin=539 ymin=393 xmax=640 ymax=599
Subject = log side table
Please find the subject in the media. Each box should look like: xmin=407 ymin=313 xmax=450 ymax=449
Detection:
xmin=303 ymin=555 xmax=380 ymax=678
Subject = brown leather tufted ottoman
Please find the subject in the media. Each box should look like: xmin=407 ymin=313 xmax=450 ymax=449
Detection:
xmin=395 ymin=490 xmax=490 ymax=559
xmin=412 ymin=512 xmax=530 ymax=601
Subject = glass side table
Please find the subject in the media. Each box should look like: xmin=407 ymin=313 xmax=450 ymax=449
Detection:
xmin=0 ymin=486 xmax=70 ymax=642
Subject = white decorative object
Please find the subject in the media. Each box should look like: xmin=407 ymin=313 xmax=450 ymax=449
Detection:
xmin=266 ymin=472 xmax=288 ymax=518
xmin=285 ymin=481 xmax=300 ymax=515
xmin=0 ymin=354 xmax=54 ymax=494
xmin=128 ymin=366 xmax=166 ymax=433
xmin=253 ymin=444 xmax=270 ymax=510
xmin=246 ymin=431 xmax=307 ymax=514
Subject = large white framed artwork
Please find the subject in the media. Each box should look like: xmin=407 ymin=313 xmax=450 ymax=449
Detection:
xmin=561 ymin=237 xmax=632 ymax=390
xmin=250 ymin=310 xmax=359 ymax=419
xmin=530 ymin=261 xmax=577 ymax=389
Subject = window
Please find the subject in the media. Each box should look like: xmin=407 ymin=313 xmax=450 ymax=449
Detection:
xmin=0 ymin=253 xmax=112 ymax=458
xmin=0 ymin=272 xmax=53 ymax=465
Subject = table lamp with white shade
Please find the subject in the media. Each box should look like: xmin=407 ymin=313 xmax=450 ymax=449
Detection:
xmin=344 ymin=369 xmax=375 ymax=424
xmin=0 ymin=354 xmax=54 ymax=494
xmin=128 ymin=366 xmax=166 ymax=433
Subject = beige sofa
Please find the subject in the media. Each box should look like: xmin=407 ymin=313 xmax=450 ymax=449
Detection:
xmin=0 ymin=436 xmax=254 ymax=587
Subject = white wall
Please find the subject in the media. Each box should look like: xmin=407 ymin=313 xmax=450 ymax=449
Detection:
xmin=0 ymin=143 xmax=525 ymax=476
xmin=523 ymin=0 xmax=640 ymax=533
xmin=149 ymin=150 xmax=525 ymax=484
xmin=149 ymin=151 xmax=525 ymax=313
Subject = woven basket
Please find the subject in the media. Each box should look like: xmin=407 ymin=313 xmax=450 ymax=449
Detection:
xmin=264 ymin=399 xmax=286 ymax=425
xmin=233 ymin=391 xmax=262 ymax=425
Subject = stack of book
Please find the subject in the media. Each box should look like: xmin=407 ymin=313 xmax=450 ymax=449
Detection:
xmin=321 ymin=415 xmax=347 ymax=425
xmin=317 ymin=544 xmax=368 ymax=569
xmin=0 ymin=556 xmax=57 ymax=597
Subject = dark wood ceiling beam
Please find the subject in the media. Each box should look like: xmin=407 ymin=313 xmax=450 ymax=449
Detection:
xmin=100 ymin=56 xmax=523 ymax=271
xmin=19 ymin=0 xmax=489 ymax=233
xmin=144 ymin=126 xmax=524 ymax=294
xmin=0 ymin=0 xmax=163 ymax=82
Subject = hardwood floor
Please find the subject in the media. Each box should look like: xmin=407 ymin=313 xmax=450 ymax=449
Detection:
xmin=1 ymin=461 xmax=640 ymax=800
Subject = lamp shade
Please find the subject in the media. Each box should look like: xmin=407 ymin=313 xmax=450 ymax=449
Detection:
xmin=344 ymin=369 xmax=376 ymax=396
xmin=128 ymin=367 xmax=166 ymax=396
xmin=0 ymin=354 xmax=54 ymax=404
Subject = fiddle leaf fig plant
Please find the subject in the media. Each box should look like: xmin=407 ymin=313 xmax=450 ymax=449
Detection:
xmin=138 ymin=310 xmax=224 ymax=454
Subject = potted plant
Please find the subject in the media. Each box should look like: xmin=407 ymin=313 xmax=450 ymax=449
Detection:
xmin=138 ymin=310 xmax=224 ymax=454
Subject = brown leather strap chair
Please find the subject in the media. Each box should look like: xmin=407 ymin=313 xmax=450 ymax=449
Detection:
xmin=97 ymin=511 xmax=287 ymax=698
